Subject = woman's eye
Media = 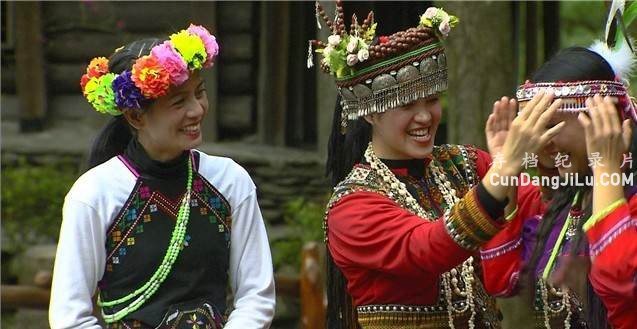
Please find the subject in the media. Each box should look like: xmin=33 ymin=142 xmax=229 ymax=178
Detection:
xmin=196 ymin=89 xmax=207 ymax=97
xmin=172 ymin=98 xmax=185 ymax=106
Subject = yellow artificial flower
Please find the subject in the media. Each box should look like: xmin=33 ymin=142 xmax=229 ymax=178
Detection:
xmin=170 ymin=30 xmax=207 ymax=70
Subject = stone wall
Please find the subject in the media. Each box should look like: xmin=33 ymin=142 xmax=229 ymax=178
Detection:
xmin=1 ymin=130 xmax=329 ymax=226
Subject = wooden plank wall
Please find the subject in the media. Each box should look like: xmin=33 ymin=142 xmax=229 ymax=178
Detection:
xmin=2 ymin=2 xmax=263 ymax=143
xmin=2 ymin=1 xmax=326 ymax=148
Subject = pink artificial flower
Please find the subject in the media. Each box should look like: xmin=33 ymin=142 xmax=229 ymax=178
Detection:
xmin=423 ymin=7 xmax=438 ymax=20
xmin=187 ymin=24 xmax=219 ymax=68
xmin=439 ymin=16 xmax=451 ymax=37
xmin=347 ymin=54 xmax=359 ymax=66
xmin=151 ymin=41 xmax=189 ymax=86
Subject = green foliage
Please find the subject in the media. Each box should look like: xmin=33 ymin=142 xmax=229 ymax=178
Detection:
xmin=1 ymin=161 xmax=78 ymax=252
xmin=560 ymin=1 xmax=637 ymax=87
xmin=271 ymin=198 xmax=325 ymax=271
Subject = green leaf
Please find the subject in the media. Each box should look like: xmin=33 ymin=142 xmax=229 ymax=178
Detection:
xmin=615 ymin=1 xmax=637 ymax=47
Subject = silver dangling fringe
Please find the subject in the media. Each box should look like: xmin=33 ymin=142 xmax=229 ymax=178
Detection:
xmin=307 ymin=41 xmax=314 ymax=68
xmin=315 ymin=2 xmax=322 ymax=29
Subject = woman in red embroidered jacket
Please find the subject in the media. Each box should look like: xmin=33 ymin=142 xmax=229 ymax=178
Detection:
xmin=480 ymin=44 xmax=637 ymax=328
xmin=579 ymin=93 xmax=637 ymax=328
xmin=310 ymin=3 xmax=565 ymax=328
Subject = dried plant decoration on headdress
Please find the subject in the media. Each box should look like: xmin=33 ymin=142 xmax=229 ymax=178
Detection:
xmin=308 ymin=0 xmax=459 ymax=131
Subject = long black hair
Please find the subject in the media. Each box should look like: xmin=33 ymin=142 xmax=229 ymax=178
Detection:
xmin=523 ymin=46 xmax=636 ymax=329
xmin=86 ymin=38 xmax=161 ymax=169
xmin=324 ymin=96 xmax=371 ymax=329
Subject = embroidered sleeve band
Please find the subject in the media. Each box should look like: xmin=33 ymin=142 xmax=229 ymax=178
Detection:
xmin=444 ymin=186 xmax=504 ymax=250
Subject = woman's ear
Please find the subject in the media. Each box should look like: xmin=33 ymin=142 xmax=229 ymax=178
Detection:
xmin=122 ymin=109 xmax=144 ymax=130
xmin=364 ymin=114 xmax=375 ymax=126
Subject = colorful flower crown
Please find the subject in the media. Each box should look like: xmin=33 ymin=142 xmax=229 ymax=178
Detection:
xmin=80 ymin=24 xmax=219 ymax=116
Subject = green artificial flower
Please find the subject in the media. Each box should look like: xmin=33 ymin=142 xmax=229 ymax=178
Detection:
xmin=85 ymin=73 xmax=119 ymax=115
xmin=364 ymin=22 xmax=377 ymax=42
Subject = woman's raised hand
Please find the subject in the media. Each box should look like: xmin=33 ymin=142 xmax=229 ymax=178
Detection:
xmin=578 ymin=95 xmax=632 ymax=172
xmin=496 ymin=90 xmax=564 ymax=177
xmin=486 ymin=97 xmax=517 ymax=157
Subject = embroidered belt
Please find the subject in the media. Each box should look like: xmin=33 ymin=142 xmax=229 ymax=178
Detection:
xmin=356 ymin=302 xmax=500 ymax=329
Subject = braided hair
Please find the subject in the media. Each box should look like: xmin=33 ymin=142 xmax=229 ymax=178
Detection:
xmin=324 ymin=96 xmax=371 ymax=329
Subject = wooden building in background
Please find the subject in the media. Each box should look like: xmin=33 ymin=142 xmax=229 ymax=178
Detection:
xmin=1 ymin=1 xmax=564 ymax=153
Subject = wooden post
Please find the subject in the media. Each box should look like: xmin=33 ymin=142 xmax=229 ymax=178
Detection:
xmin=300 ymin=241 xmax=326 ymax=329
xmin=543 ymin=1 xmax=560 ymax=60
xmin=257 ymin=2 xmax=290 ymax=146
xmin=512 ymin=2 xmax=521 ymax=86
xmin=445 ymin=1 xmax=515 ymax=148
xmin=274 ymin=273 xmax=300 ymax=298
xmin=192 ymin=1 xmax=219 ymax=142
xmin=315 ymin=1 xmax=338 ymax=160
xmin=525 ymin=2 xmax=538 ymax=78
xmin=15 ymin=1 xmax=47 ymax=132
xmin=0 ymin=285 xmax=50 ymax=310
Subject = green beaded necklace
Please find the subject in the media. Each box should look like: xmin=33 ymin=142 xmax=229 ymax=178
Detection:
xmin=98 ymin=157 xmax=193 ymax=323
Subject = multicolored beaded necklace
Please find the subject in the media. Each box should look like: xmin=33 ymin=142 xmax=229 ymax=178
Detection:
xmin=364 ymin=143 xmax=477 ymax=329
xmin=98 ymin=157 xmax=193 ymax=323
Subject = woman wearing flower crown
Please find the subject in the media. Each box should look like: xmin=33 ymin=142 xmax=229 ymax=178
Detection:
xmin=311 ymin=2 xmax=566 ymax=328
xmin=480 ymin=8 xmax=637 ymax=329
xmin=49 ymin=25 xmax=275 ymax=329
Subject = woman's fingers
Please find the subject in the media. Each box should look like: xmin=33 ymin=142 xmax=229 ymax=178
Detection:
xmin=527 ymin=91 xmax=555 ymax=124
xmin=497 ymin=97 xmax=509 ymax=130
xmin=622 ymin=119 xmax=633 ymax=152
xmin=493 ymin=100 xmax=503 ymax=131
xmin=507 ymin=98 xmax=517 ymax=128
xmin=486 ymin=113 xmax=495 ymax=135
xmin=603 ymin=96 xmax=622 ymax=139
xmin=595 ymin=95 xmax=612 ymax=136
xmin=586 ymin=98 xmax=600 ymax=137
xmin=539 ymin=121 xmax=565 ymax=145
xmin=491 ymin=97 xmax=514 ymax=132
xmin=578 ymin=112 xmax=594 ymax=146
xmin=519 ymin=91 xmax=545 ymax=120
xmin=534 ymin=98 xmax=562 ymax=131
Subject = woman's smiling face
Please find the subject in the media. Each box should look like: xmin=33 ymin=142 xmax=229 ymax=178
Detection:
xmin=367 ymin=95 xmax=442 ymax=159
xmin=132 ymin=73 xmax=209 ymax=161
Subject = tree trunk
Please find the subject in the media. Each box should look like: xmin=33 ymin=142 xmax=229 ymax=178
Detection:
xmin=443 ymin=1 xmax=516 ymax=149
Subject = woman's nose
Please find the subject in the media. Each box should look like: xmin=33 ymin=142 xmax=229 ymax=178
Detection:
xmin=186 ymin=97 xmax=205 ymax=117
xmin=414 ymin=108 xmax=432 ymax=123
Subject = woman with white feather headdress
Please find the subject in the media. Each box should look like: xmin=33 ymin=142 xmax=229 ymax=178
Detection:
xmin=480 ymin=1 xmax=637 ymax=328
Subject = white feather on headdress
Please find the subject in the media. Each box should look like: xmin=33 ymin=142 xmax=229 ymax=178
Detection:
xmin=588 ymin=0 xmax=636 ymax=81
xmin=588 ymin=39 xmax=636 ymax=80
